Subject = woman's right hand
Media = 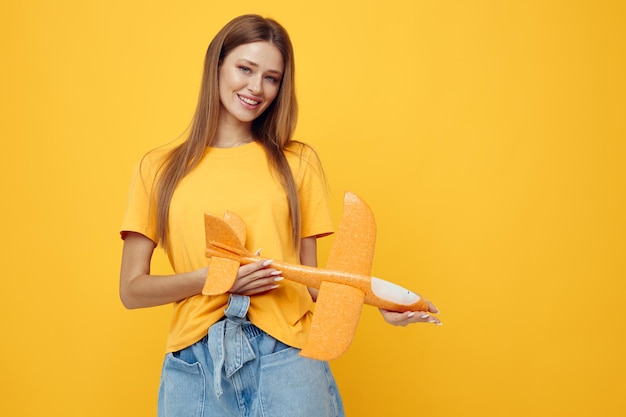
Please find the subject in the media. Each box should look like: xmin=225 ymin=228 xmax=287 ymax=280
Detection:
xmin=228 ymin=259 xmax=283 ymax=296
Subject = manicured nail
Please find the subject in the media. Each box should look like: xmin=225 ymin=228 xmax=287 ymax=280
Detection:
xmin=407 ymin=312 xmax=415 ymax=318
xmin=254 ymin=248 xmax=262 ymax=256
xmin=420 ymin=314 xmax=430 ymax=319
xmin=271 ymin=284 xmax=280 ymax=289
xmin=270 ymin=271 xmax=282 ymax=276
xmin=262 ymin=259 xmax=274 ymax=267
xmin=274 ymin=276 xmax=284 ymax=282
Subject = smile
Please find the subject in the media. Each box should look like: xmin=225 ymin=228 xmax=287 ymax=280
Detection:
xmin=238 ymin=95 xmax=260 ymax=105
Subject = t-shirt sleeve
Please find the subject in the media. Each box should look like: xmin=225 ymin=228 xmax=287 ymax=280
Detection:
xmin=120 ymin=155 xmax=159 ymax=243
xmin=293 ymin=145 xmax=334 ymax=239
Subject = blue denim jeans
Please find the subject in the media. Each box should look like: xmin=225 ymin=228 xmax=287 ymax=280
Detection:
xmin=158 ymin=294 xmax=345 ymax=417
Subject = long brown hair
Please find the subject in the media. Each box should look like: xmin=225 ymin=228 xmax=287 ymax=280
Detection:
xmin=153 ymin=14 xmax=301 ymax=253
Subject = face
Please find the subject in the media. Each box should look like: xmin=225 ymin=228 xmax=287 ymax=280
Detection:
xmin=218 ymin=41 xmax=284 ymax=127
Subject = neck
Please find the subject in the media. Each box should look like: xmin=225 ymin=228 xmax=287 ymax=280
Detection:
xmin=213 ymin=116 xmax=254 ymax=148
xmin=212 ymin=135 xmax=254 ymax=148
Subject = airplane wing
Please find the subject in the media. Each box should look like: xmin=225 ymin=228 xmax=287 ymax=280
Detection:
xmin=325 ymin=192 xmax=376 ymax=276
xmin=300 ymin=192 xmax=376 ymax=360
xmin=299 ymin=280 xmax=365 ymax=361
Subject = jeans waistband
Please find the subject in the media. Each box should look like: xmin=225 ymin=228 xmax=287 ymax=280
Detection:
xmin=241 ymin=322 xmax=264 ymax=339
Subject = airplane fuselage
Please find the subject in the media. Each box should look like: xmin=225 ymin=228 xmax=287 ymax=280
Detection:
xmin=206 ymin=247 xmax=430 ymax=312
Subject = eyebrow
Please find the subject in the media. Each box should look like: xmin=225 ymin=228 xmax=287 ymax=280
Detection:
xmin=239 ymin=59 xmax=283 ymax=76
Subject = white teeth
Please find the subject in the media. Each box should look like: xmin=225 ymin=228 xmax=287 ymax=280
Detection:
xmin=239 ymin=95 xmax=259 ymax=105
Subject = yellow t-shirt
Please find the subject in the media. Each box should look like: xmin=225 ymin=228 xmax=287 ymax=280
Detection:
xmin=121 ymin=141 xmax=334 ymax=353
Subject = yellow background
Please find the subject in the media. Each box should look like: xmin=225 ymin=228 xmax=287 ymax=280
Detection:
xmin=1 ymin=0 xmax=624 ymax=415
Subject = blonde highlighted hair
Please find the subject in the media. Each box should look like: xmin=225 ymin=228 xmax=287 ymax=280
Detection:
xmin=153 ymin=14 xmax=302 ymax=253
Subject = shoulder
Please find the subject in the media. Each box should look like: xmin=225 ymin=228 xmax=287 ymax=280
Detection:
xmin=284 ymin=141 xmax=328 ymax=186
xmin=135 ymin=146 xmax=172 ymax=176
xmin=125 ymin=146 xmax=174 ymax=192
xmin=139 ymin=146 xmax=171 ymax=167
xmin=284 ymin=140 xmax=323 ymax=166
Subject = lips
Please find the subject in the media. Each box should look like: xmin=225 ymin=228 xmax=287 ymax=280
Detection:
xmin=238 ymin=94 xmax=260 ymax=106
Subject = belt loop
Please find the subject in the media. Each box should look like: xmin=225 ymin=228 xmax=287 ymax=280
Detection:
xmin=224 ymin=294 xmax=250 ymax=319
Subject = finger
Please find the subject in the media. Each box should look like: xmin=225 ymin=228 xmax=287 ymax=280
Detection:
xmin=231 ymin=265 xmax=283 ymax=294
xmin=239 ymin=262 xmax=282 ymax=283
xmin=380 ymin=309 xmax=413 ymax=326
xmin=380 ymin=309 xmax=442 ymax=326
xmin=417 ymin=312 xmax=442 ymax=326
xmin=237 ymin=277 xmax=282 ymax=295
xmin=394 ymin=312 xmax=415 ymax=327
xmin=426 ymin=300 xmax=440 ymax=314
xmin=238 ymin=259 xmax=275 ymax=276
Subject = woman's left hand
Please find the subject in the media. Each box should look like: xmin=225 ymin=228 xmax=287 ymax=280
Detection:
xmin=379 ymin=300 xmax=442 ymax=327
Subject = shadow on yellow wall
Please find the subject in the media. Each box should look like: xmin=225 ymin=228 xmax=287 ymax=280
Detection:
xmin=1 ymin=1 xmax=624 ymax=416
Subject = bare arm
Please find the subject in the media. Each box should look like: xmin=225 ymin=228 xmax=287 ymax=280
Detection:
xmin=119 ymin=232 xmax=206 ymax=309
xmin=119 ymin=232 xmax=282 ymax=309
xmin=300 ymin=236 xmax=320 ymax=301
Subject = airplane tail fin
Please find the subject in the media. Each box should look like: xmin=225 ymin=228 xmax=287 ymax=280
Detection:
xmin=204 ymin=212 xmax=251 ymax=260
xmin=202 ymin=212 xmax=252 ymax=296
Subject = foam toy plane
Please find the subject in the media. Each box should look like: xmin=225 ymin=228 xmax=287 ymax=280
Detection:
xmin=202 ymin=192 xmax=433 ymax=361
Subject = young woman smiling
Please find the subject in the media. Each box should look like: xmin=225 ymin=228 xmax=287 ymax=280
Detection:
xmin=119 ymin=14 xmax=439 ymax=417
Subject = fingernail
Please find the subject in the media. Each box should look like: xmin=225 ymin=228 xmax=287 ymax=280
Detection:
xmin=262 ymin=259 xmax=274 ymax=267
xmin=420 ymin=314 xmax=430 ymax=319
xmin=274 ymin=276 xmax=284 ymax=282
xmin=270 ymin=271 xmax=282 ymax=276
xmin=271 ymin=284 xmax=280 ymax=289
xmin=254 ymin=248 xmax=262 ymax=256
xmin=407 ymin=312 xmax=415 ymax=318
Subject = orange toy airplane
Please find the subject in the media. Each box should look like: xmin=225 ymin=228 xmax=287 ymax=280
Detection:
xmin=202 ymin=192 xmax=433 ymax=361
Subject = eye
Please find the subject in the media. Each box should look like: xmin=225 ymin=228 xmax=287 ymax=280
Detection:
xmin=265 ymin=75 xmax=279 ymax=83
xmin=238 ymin=66 xmax=251 ymax=74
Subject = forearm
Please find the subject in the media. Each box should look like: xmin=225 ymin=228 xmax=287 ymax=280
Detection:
xmin=300 ymin=236 xmax=319 ymax=301
xmin=120 ymin=268 xmax=206 ymax=309
xmin=119 ymin=232 xmax=207 ymax=309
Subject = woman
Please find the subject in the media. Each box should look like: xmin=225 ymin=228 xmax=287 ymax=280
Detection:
xmin=120 ymin=14 xmax=440 ymax=417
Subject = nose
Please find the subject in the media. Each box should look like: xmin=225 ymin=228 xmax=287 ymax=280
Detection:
xmin=247 ymin=75 xmax=262 ymax=95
